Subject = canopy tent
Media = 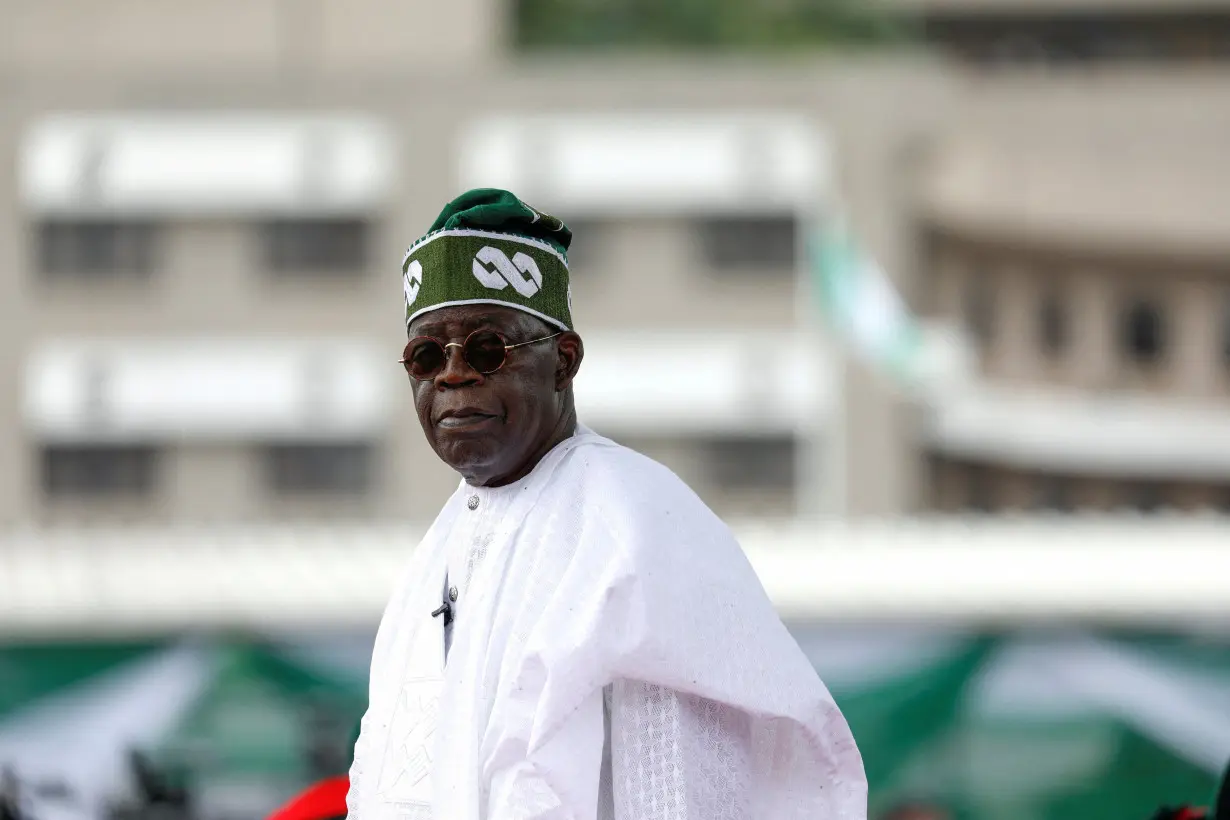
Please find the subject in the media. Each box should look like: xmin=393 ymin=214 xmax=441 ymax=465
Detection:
xmin=0 ymin=642 xmax=159 ymax=720
xmin=0 ymin=640 xmax=364 ymax=820
xmin=795 ymin=628 xmax=1230 ymax=820
xmin=155 ymin=642 xmax=364 ymax=778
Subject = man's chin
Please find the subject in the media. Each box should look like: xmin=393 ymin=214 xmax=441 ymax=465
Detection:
xmin=435 ymin=438 xmax=502 ymax=479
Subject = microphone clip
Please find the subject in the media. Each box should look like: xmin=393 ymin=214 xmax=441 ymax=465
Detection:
xmin=431 ymin=601 xmax=453 ymax=626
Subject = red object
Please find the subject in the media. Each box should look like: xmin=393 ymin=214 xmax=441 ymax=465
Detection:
xmin=1154 ymin=807 xmax=1208 ymax=820
xmin=267 ymin=776 xmax=350 ymax=820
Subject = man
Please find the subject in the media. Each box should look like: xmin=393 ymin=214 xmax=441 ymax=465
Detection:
xmin=0 ymin=768 xmax=21 ymax=820
xmin=1149 ymin=760 xmax=1230 ymax=820
xmin=1217 ymin=759 xmax=1230 ymax=820
xmin=347 ymin=188 xmax=866 ymax=820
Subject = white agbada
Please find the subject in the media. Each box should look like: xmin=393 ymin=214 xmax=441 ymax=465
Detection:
xmin=348 ymin=426 xmax=866 ymax=820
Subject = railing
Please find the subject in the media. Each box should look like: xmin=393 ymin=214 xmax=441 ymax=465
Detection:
xmin=1 ymin=516 xmax=1228 ymax=635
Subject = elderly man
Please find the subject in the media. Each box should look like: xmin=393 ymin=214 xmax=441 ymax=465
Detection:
xmin=347 ymin=189 xmax=865 ymax=820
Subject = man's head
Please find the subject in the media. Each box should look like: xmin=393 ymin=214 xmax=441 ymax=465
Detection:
xmin=400 ymin=189 xmax=584 ymax=486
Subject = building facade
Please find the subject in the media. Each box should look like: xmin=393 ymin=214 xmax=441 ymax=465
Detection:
xmin=0 ymin=0 xmax=944 ymax=527
xmin=908 ymin=0 xmax=1230 ymax=513
xmin=1 ymin=0 xmax=1226 ymax=526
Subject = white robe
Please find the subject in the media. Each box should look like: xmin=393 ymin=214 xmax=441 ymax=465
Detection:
xmin=347 ymin=426 xmax=866 ymax=820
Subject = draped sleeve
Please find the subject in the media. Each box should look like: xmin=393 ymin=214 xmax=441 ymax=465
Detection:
xmin=481 ymin=443 xmax=866 ymax=820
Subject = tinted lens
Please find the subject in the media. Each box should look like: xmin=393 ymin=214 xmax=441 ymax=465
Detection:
xmin=463 ymin=331 xmax=508 ymax=374
xmin=403 ymin=338 xmax=446 ymax=380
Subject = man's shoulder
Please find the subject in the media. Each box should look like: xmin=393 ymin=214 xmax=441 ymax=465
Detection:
xmin=556 ymin=433 xmax=727 ymax=529
xmin=562 ymin=433 xmax=689 ymax=492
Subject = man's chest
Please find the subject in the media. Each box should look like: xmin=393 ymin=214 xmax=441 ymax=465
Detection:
xmin=442 ymin=515 xmax=497 ymax=657
xmin=364 ymin=498 xmax=517 ymax=809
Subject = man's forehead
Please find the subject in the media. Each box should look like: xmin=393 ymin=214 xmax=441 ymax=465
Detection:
xmin=410 ymin=306 xmax=530 ymax=336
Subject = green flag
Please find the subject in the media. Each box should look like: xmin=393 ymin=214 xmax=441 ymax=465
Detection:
xmin=809 ymin=219 xmax=923 ymax=385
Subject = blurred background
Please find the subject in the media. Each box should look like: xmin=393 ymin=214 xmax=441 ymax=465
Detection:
xmin=1 ymin=0 xmax=1229 ymax=819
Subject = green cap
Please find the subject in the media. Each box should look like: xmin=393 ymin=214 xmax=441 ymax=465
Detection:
xmin=401 ymin=189 xmax=574 ymax=332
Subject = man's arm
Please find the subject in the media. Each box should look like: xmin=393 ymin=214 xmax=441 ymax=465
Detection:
xmin=606 ymin=679 xmax=754 ymax=819
xmin=607 ymin=679 xmax=861 ymax=820
xmin=485 ymin=686 xmax=605 ymax=820
xmin=344 ymin=714 xmax=366 ymax=820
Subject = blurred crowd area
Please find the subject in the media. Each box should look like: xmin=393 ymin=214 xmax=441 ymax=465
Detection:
xmin=1 ymin=0 xmax=1229 ymax=818
xmin=0 ymin=628 xmax=1225 ymax=820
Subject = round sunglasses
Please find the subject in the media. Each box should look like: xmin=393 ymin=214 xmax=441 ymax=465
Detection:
xmin=399 ymin=329 xmax=562 ymax=381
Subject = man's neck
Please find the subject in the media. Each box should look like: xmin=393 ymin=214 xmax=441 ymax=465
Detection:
xmin=474 ymin=413 xmax=577 ymax=488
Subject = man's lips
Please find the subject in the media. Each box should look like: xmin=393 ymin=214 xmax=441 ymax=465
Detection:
xmin=435 ymin=409 xmax=499 ymax=429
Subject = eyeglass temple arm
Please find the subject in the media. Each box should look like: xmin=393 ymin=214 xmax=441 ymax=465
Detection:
xmin=503 ymin=332 xmax=563 ymax=350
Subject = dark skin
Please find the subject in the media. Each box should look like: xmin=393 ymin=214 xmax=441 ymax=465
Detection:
xmin=407 ymin=304 xmax=584 ymax=487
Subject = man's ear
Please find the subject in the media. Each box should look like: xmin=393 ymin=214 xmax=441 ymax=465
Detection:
xmin=555 ymin=332 xmax=584 ymax=391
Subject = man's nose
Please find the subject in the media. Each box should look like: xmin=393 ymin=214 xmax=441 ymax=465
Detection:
xmin=435 ymin=344 xmax=481 ymax=387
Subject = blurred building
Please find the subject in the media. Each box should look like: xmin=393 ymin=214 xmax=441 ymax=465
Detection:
xmin=0 ymin=0 xmax=1227 ymax=525
xmin=897 ymin=0 xmax=1230 ymax=66
xmin=899 ymin=0 xmax=1230 ymax=514
xmin=0 ymin=0 xmax=943 ymax=527
xmin=921 ymin=76 xmax=1230 ymax=514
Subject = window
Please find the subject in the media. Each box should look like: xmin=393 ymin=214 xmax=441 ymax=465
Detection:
xmin=1038 ymin=290 xmax=1068 ymax=357
xmin=694 ymin=215 xmax=797 ymax=271
xmin=703 ymin=435 xmax=796 ymax=492
xmin=964 ymin=276 xmax=995 ymax=345
xmin=986 ymin=34 xmax=1051 ymax=67
xmin=1221 ymin=294 xmax=1230 ymax=366
xmin=262 ymin=219 xmax=369 ymax=272
xmin=265 ymin=443 xmax=373 ymax=495
xmin=1122 ymin=298 xmax=1166 ymax=364
xmin=1128 ymin=481 xmax=1164 ymax=514
xmin=930 ymin=12 xmax=1230 ymax=66
xmin=964 ymin=464 xmax=994 ymax=513
xmin=42 ymin=445 xmax=159 ymax=497
xmin=38 ymin=220 xmax=157 ymax=277
xmin=1033 ymin=476 xmax=1072 ymax=512
xmin=1090 ymin=31 xmax=1161 ymax=62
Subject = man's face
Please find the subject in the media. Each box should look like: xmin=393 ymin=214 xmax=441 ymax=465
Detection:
xmin=406 ymin=304 xmax=581 ymax=486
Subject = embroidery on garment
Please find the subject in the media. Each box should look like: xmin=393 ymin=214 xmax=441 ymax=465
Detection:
xmin=375 ymin=678 xmax=442 ymax=813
